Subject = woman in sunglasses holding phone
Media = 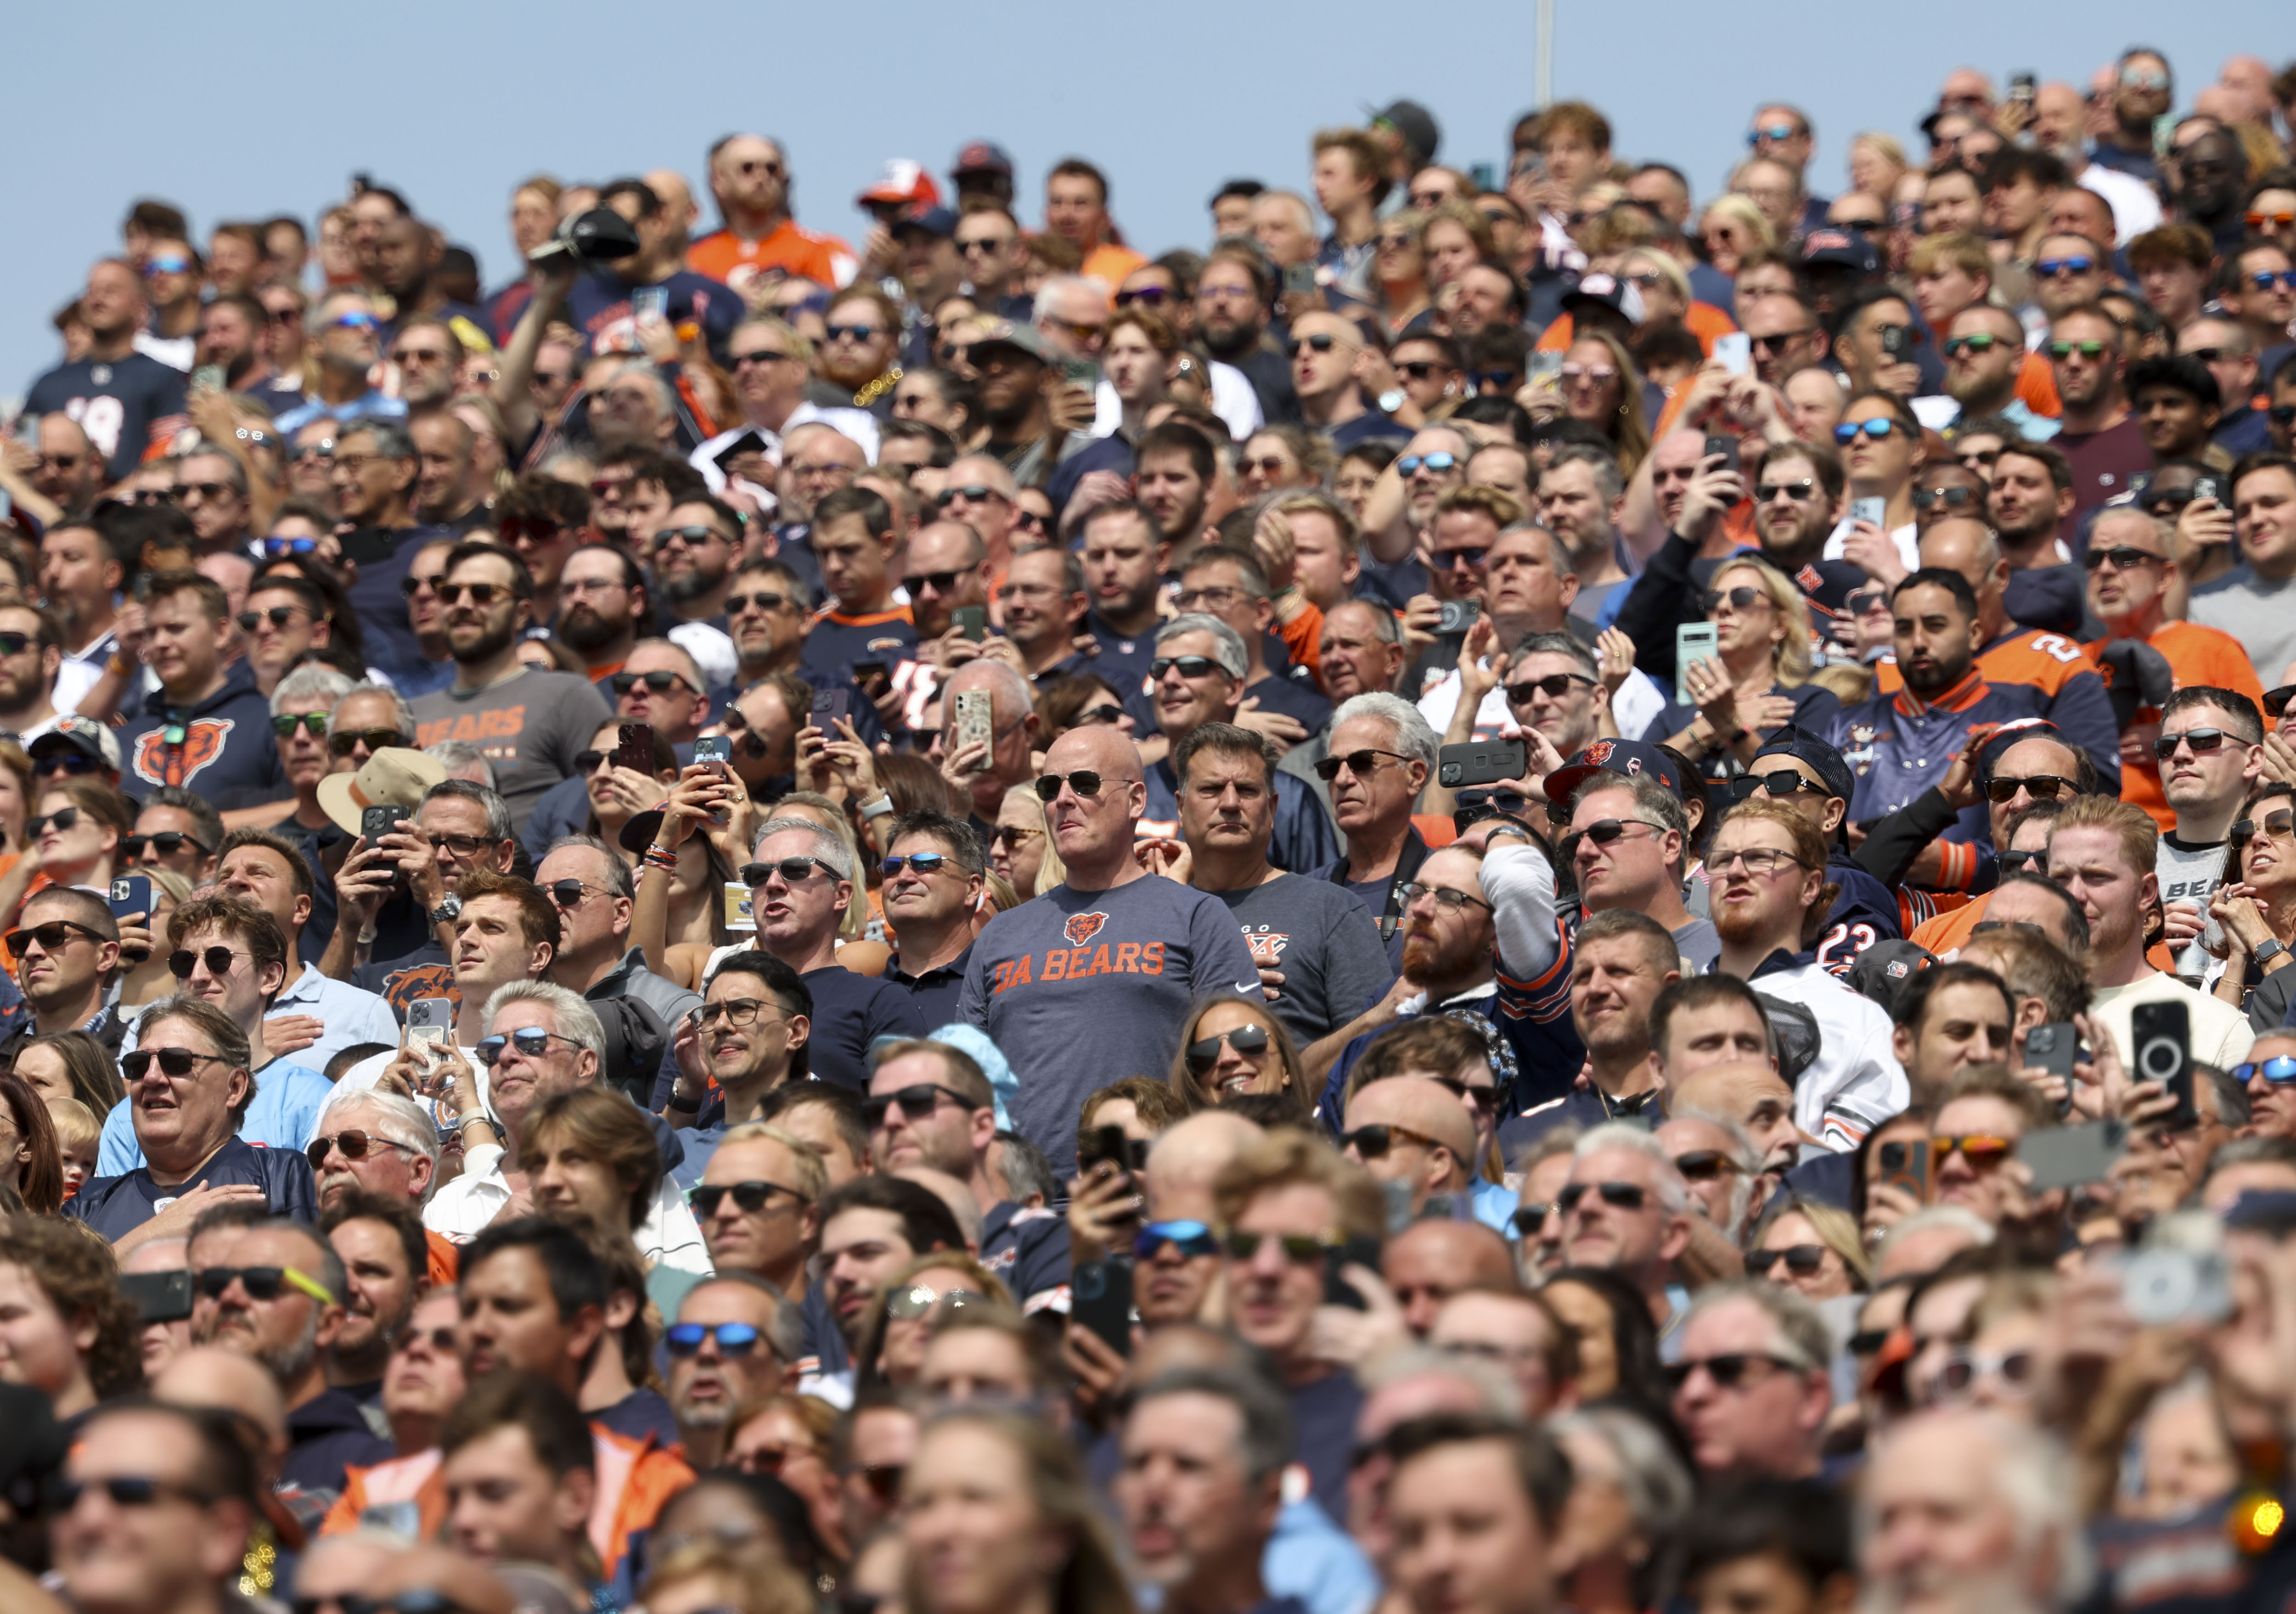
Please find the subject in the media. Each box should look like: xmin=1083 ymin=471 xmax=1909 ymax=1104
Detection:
xmin=1656 ymin=556 xmax=1839 ymax=780
xmin=1169 ymin=996 xmax=1311 ymax=1120
xmin=0 ymin=775 xmax=134 ymax=937
xmin=2210 ymin=782 xmax=2296 ymax=1014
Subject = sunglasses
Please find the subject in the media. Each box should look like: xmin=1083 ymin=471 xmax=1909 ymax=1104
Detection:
xmin=31 ymin=752 xmax=100 ymax=778
xmin=1746 ymin=1243 xmax=1829 ymax=1277
xmin=121 ymin=1046 xmax=230 ymax=1081
xmin=688 ymin=1180 xmax=806 ymax=1217
xmin=1341 ymin=1122 xmax=1448 ymax=1159
xmin=1834 ymin=419 xmax=1902 ymax=443
xmin=1397 ymin=452 xmax=1459 ymax=476
xmin=307 ymin=1129 xmax=415 ymax=1169
xmin=1034 ymin=769 xmax=1105 ymax=801
xmin=1983 ymin=773 xmax=2077 ymax=802
xmin=1286 ymin=333 xmax=1345 ymax=356
xmin=545 ymin=878 xmax=607 ymax=909
xmin=55 ymin=1474 xmax=214 ymax=1511
xmin=725 ymin=590 xmax=793 ymax=614
xmin=1558 ymin=818 xmax=1664 ymax=862
xmin=399 ymin=571 xmax=449 ymax=598
xmin=326 ymin=311 xmax=380 ymax=332
xmin=475 ymin=1027 xmax=573 ymax=1065
xmin=904 ymin=569 xmax=969 ymax=595
xmin=1936 ymin=1347 xmax=2036 ymax=1397
xmin=2243 ymin=212 xmax=2296 ymax=231
xmin=2082 ymin=545 xmax=2163 ymax=572
xmin=123 ymin=830 xmax=211 ymax=858
xmin=1314 ymin=748 xmax=1407 ymax=782
xmin=1 ymin=918 xmax=105 ymax=961
xmin=1732 ymin=769 xmax=1824 ymax=800
xmin=824 ymin=324 xmax=884 ymax=343
xmin=1558 ymin=1180 xmax=1650 ymax=1212
xmin=1136 ymin=1219 xmax=1221 ymax=1260
xmin=2235 ymin=810 xmax=2296 ymax=843
xmin=193 ymin=1264 xmax=336 ymax=1305
xmin=264 ymin=536 xmax=321 ymax=559
xmin=1662 ymin=1352 xmax=1801 ymax=1391
xmin=1748 ymin=331 xmax=1812 ymax=353
xmin=1186 ymin=1024 xmax=1271 ymax=1074
xmin=663 ymin=1322 xmax=764 ymax=1357
xmin=880 ymin=852 xmax=951 ymax=877
xmin=1505 ymin=673 xmax=1595 ymax=702
xmin=26 ymin=807 xmax=82 ymax=838
xmin=1431 ymin=545 xmax=1489 ymax=572
xmin=328 ymin=727 xmax=407 ymax=756
xmin=1701 ymin=585 xmax=1765 ymax=613
xmin=862 ymin=1082 xmax=971 ymax=1127
xmin=655 ymin=524 xmax=730 ymax=550
xmin=1560 ymin=362 xmax=1618 ymax=382
xmin=1941 ymin=335 xmax=2007 ymax=358
xmin=2033 ymin=256 xmax=2097 ymax=278
xmin=1114 ymin=286 xmax=1171 ymax=306
xmin=1221 ymin=1229 xmax=1338 ymax=1264
xmin=1753 ymin=479 xmax=1814 ymax=501
xmin=886 ymin=1283 xmax=990 ymax=1321
xmin=272 ymin=712 xmax=327 ymax=738
xmin=1930 ymin=1134 xmax=2014 ymax=1167
xmin=741 ymin=855 xmax=833 ymax=886
xmin=2153 ymin=728 xmax=2232 ymax=760
xmin=1396 ymin=361 xmax=1446 ymax=380
xmin=169 ymin=945 xmax=248 ymax=979
xmin=2234 ymin=1057 xmax=2296 ymax=1085
xmin=610 ymin=669 xmax=697 ymax=696
xmin=731 ymin=349 xmax=799 ymax=368
xmin=1151 ymin=656 xmax=1222 ymax=683
xmin=2248 ymin=270 xmax=2296 ymax=291
xmin=992 ymin=825 xmax=1046 ymax=851
xmin=2048 ymin=340 xmax=2108 ymax=359
xmin=439 ymin=582 xmax=507 ymax=606
xmin=1672 ymin=1149 xmax=1742 ymax=1181
xmin=1911 ymin=485 xmax=1978 ymax=511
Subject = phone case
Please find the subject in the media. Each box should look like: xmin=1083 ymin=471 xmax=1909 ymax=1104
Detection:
xmin=724 ymin=882 xmax=756 ymax=930
xmin=954 ymin=689 xmax=994 ymax=756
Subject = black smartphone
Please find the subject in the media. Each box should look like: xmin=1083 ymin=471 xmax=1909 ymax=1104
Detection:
xmin=1880 ymin=324 xmax=1915 ymax=360
xmin=851 ymin=660 xmax=888 ymax=689
xmin=1438 ymin=737 xmax=1528 ymax=789
xmin=1070 ymin=1259 xmax=1135 ymax=1358
xmin=108 ymin=875 xmax=152 ymax=922
xmin=1081 ymin=1124 xmax=1148 ymax=1174
xmin=954 ymin=606 xmax=988 ymax=642
xmin=120 ymin=1269 xmax=195 ymax=1324
xmin=361 ymin=804 xmax=404 ymax=848
xmin=1703 ymin=433 xmax=1740 ymax=474
xmin=2010 ymin=72 xmax=2037 ymax=102
xmin=1875 ymin=1140 xmax=1928 ymax=1205
xmin=2132 ymin=1000 xmax=2196 ymax=1129
xmin=1322 ymin=1235 xmax=1384 ymax=1310
xmin=1435 ymin=598 xmax=1480 ymax=635
xmin=615 ymin=722 xmax=657 ymax=776
xmin=810 ymin=689 xmax=850 ymax=731
xmin=2025 ymin=1022 xmax=2080 ymax=1117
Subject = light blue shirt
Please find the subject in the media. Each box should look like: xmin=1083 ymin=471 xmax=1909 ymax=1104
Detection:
xmin=1263 ymin=1498 xmax=1379 ymax=1614
xmin=98 ymin=1057 xmax=334 ymax=1176
xmin=1471 ymin=1177 xmax=1517 ymax=1235
xmin=271 ymin=390 xmax=408 ymax=434
xmin=118 ymin=966 xmax=400 ymax=1074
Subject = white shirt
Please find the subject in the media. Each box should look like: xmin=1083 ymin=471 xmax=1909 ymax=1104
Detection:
xmin=1416 ymin=665 xmax=1668 ymax=748
xmin=1091 ymin=362 xmax=1264 ymax=444
xmin=2089 ymin=971 xmax=2255 ymax=1078
xmin=424 ymin=1149 xmax=714 ymax=1274
xmin=1742 ymin=959 xmax=1909 ymax=1151
xmin=1823 ymin=517 xmax=1920 ymax=573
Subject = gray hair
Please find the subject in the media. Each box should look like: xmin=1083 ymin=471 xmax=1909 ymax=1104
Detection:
xmin=330 ymin=680 xmax=418 ymax=740
xmin=1509 ymin=629 xmax=1598 ymax=681
xmin=1358 ymin=1345 xmax=1525 ymax=1418
xmin=1326 ymin=598 xmax=1400 ymax=643
xmin=1860 ymin=1412 xmax=2094 ymax=1609
xmin=421 ymin=779 xmax=513 ymax=844
xmin=1682 ymin=1279 xmax=1833 ymax=1376
xmin=679 ymin=1271 xmax=805 ymax=1367
xmin=993 ymin=1130 xmax=1057 ymax=1206
xmin=1032 ymin=274 xmax=1109 ymax=327
xmin=343 ymin=419 xmax=416 ymax=462
xmin=482 ymin=979 xmax=606 ymax=1058
xmin=1548 ymin=1406 xmax=1693 ymax=1542
xmin=1878 ymin=1203 xmax=1997 ymax=1267
xmin=753 ymin=815 xmax=853 ymax=880
xmin=1332 ymin=692 xmax=1439 ymax=770
xmin=1573 ymin=1120 xmax=1690 ymax=1213
xmin=177 ymin=445 xmax=248 ymax=492
xmin=1131 ymin=1364 xmax=1298 ymax=1484
xmin=545 ymin=832 xmax=636 ymax=902
xmin=1503 ymin=519 xmax=1578 ymax=575
xmin=424 ymin=741 xmax=496 ymax=789
xmin=316 ymin=1088 xmax=442 ymax=1199
xmin=1546 ymin=444 xmax=1623 ymax=504
xmin=1156 ymin=612 xmax=1248 ymax=680
xmin=270 ymin=664 xmax=355 ymax=719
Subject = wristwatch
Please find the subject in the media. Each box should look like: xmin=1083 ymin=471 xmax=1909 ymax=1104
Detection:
xmin=2257 ymin=939 xmax=2289 ymax=968
xmin=427 ymin=893 xmax=464 ymax=928
xmin=857 ymin=793 xmax=895 ymax=822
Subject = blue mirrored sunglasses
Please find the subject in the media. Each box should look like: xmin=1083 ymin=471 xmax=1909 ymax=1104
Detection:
xmin=664 ymin=1322 xmax=763 ymax=1357
xmin=2234 ymin=1057 xmax=2296 ymax=1086
xmin=1135 ymin=1219 xmax=1220 ymax=1260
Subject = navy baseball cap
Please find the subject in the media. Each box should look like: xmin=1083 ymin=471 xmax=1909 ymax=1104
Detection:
xmin=1543 ymin=739 xmax=1683 ymax=805
xmin=1800 ymin=228 xmax=1882 ymax=275
xmin=1740 ymin=727 xmax=1857 ymax=804
xmin=953 ymin=140 xmax=1016 ymax=178
xmin=894 ymin=203 xmax=959 ymax=239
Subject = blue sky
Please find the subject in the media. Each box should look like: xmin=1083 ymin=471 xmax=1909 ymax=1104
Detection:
xmin=6 ymin=1 xmax=2286 ymax=400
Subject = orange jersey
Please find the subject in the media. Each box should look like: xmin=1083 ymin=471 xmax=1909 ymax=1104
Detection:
xmin=2016 ymin=349 xmax=2061 ymax=418
xmin=2088 ymin=621 xmax=2266 ymax=830
xmin=1536 ymin=300 xmax=1738 ymax=358
xmin=689 ymin=219 xmax=856 ymax=298
xmin=1279 ymin=599 xmax=1325 ymax=679
xmin=1082 ymin=242 xmax=1147 ymax=288
xmin=1911 ymin=892 xmax=1992 ymax=955
xmin=1874 ymin=626 xmax=2102 ymax=697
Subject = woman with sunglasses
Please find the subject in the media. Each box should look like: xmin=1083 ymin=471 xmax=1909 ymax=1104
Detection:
xmin=854 ymin=1251 xmax=1012 ymax=1395
xmin=2210 ymin=783 xmax=2296 ymax=1013
xmin=1169 ymin=997 xmax=1311 ymax=1120
xmin=1035 ymin=674 xmax=1137 ymax=746
xmin=1656 ymin=557 xmax=1837 ymax=779
xmin=725 ymin=1392 xmax=852 ymax=1560
xmin=0 ymin=776 xmax=134 ymax=934
xmin=1237 ymin=426 xmax=1328 ymax=499
xmin=1368 ymin=210 xmax=1434 ymax=340
xmin=1699 ymin=194 xmax=1776 ymax=279
xmin=1559 ymin=329 xmax=1653 ymax=479
xmin=992 ymin=784 xmax=1065 ymax=901
xmin=1746 ymin=1194 xmax=1870 ymax=1302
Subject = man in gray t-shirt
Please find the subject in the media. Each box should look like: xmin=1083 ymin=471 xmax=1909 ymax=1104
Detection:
xmin=2150 ymin=688 xmax=2264 ymax=979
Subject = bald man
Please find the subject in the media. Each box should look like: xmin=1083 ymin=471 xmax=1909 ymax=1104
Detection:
xmin=958 ymin=725 xmax=1265 ymax=1175
xmin=1380 ymin=1217 xmax=1517 ymax=1338
xmin=150 ymin=1346 xmax=290 ymax=1485
xmin=1341 ymin=1076 xmax=1479 ymax=1217
xmin=1670 ymin=1062 xmax=1811 ymax=1180
xmin=1137 ymin=1111 xmax=1263 ymax=1327
xmin=937 ymin=656 xmax=1040 ymax=827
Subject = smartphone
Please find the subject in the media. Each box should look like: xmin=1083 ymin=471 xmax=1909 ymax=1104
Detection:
xmin=631 ymin=285 xmax=669 ymax=324
xmin=1851 ymin=495 xmax=1887 ymax=529
xmin=407 ymin=997 xmax=455 ymax=1057
xmin=2019 ymin=1119 xmax=2128 ymax=1192
xmin=851 ymin=659 xmax=888 ymax=689
xmin=1712 ymin=332 xmax=1751 ymax=377
xmin=360 ymin=1500 xmax=424 ymax=1542
xmin=2010 ymin=72 xmax=2037 ymax=103
xmin=1875 ymin=1140 xmax=1929 ymax=1205
xmin=1437 ymin=737 xmax=1528 ymax=789
xmin=1082 ymin=1124 xmax=1148 ymax=1174
xmin=1070 ymin=1259 xmax=1135 ymax=1358
xmin=1880 ymin=324 xmax=1915 ymax=360
xmin=2025 ymin=1021 xmax=2081 ymax=1117
xmin=120 ymin=1269 xmax=195 ymax=1324
xmin=1283 ymin=261 xmax=1319 ymax=297
xmin=361 ymin=804 xmax=404 ymax=848
xmin=1468 ymin=162 xmax=1497 ymax=193
xmin=2132 ymin=1000 xmax=2196 ymax=1128
xmin=723 ymin=881 xmax=756 ymax=931
xmin=191 ymin=364 xmax=226 ymax=396
xmin=1677 ymin=620 xmax=1721 ymax=679
xmin=1061 ymin=358 xmax=1101 ymax=392
xmin=1435 ymin=598 xmax=1480 ymax=635
xmin=615 ymin=722 xmax=657 ymax=777
xmin=1322 ymin=1234 xmax=1384 ymax=1310
xmin=953 ymin=688 xmax=994 ymax=760
xmin=1703 ymin=433 xmax=1740 ymax=474
xmin=808 ymin=690 xmax=849 ymax=732
xmin=953 ymin=606 xmax=988 ymax=642
xmin=2192 ymin=474 xmax=2223 ymax=505
xmin=108 ymin=875 xmax=152 ymax=922
xmin=2153 ymin=113 xmax=2177 ymax=158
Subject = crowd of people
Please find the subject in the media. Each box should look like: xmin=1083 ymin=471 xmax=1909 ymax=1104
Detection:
xmin=8 ymin=38 xmax=2296 ymax=1614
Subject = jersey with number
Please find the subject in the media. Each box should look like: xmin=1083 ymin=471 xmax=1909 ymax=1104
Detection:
xmin=1873 ymin=625 xmax=2122 ymax=794
xmin=25 ymin=354 xmax=189 ymax=480
xmin=1812 ymin=851 xmax=1906 ymax=976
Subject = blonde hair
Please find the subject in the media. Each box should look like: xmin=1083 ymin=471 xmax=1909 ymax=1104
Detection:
xmin=1565 ymin=327 xmax=1652 ymax=479
xmin=1710 ymin=555 xmax=1813 ymax=687
xmin=1000 ymin=784 xmax=1067 ymax=892
xmin=1701 ymin=193 xmax=1776 ymax=254
xmin=44 ymin=1095 xmax=100 ymax=1152
xmin=1212 ymin=1130 xmax=1385 ymax=1238
xmin=717 ymin=1121 xmax=828 ymax=1203
xmin=2048 ymin=794 xmax=2159 ymax=882
xmin=1754 ymin=1195 xmax=1872 ymax=1288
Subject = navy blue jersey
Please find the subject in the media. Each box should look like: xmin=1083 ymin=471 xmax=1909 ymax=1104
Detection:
xmin=1813 ymin=850 xmax=1906 ymax=976
xmin=117 ymin=658 xmax=286 ymax=811
xmin=1493 ymin=906 xmax=1587 ymax=1112
xmin=1243 ymin=670 xmax=1334 ymax=737
xmin=1498 ymin=1085 xmax=1664 ymax=1164
xmin=339 ymin=523 xmax=450 ymax=687
xmin=1141 ymin=757 xmax=1339 ymax=875
xmin=800 ymin=965 xmax=913 ymax=1090
xmin=800 ymin=607 xmax=917 ymax=686
xmin=26 ymin=353 xmax=189 ymax=480
xmin=566 ymin=270 xmax=742 ymax=365
xmin=66 ymin=1137 xmax=318 ymax=1242
xmin=1829 ymin=673 xmax=2046 ymax=842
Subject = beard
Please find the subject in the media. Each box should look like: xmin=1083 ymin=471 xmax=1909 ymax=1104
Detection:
xmin=1711 ymin=899 xmax=1767 ymax=947
xmin=662 ymin=559 xmax=730 ymax=605
xmin=256 ymin=1310 xmax=321 ymax=1386
xmin=1402 ymin=924 xmax=1484 ymax=981
xmin=450 ymin=614 xmax=518 ymax=666
xmin=1902 ymin=653 xmax=1967 ymax=696
xmin=557 ymin=603 xmax=629 ymax=652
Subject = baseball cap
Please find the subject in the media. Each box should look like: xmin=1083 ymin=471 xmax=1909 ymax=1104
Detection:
xmin=857 ymin=159 xmax=941 ymax=210
xmin=1800 ymin=229 xmax=1883 ymax=275
xmin=27 ymin=715 xmax=122 ymax=771
xmin=317 ymin=747 xmax=449 ymax=836
xmin=1561 ymin=272 xmax=1647 ymax=325
xmin=1741 ymin=727 xmax=1857 ymax=804
xmin=1846 ymin=940 xmax=1936 ymax=1018
xmin=1752 ymin=992 xmax=1820 ymax=1088
xmin=893 ymin=203 xmax=959 ymax=240
xmin=1369 ymin=100 xmax=1442 ymax=166
xmin=1542 ymin=739 xmax=1683 ymax=805
xmin=966 ymin=317 xmax=1059 ymax=365
xmin=953 ymin=140 xmax=1016 ymax=179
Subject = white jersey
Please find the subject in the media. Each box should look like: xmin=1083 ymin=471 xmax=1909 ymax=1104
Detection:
xmin=1744 ymin=958 xmax=1909 ymax=1151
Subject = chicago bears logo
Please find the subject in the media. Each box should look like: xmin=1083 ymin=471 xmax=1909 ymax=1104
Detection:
xmin=1064 ymin=911 xmax=1109 ymax=947
xmin=383 ymin=963 xmax=461 ymax=1020
xmin=130 ymin=719 xmax=233 ymax=788
xmin=1581 ymin=739 xmax=1615 ymax=765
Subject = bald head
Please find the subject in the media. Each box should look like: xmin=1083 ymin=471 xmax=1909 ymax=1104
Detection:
xmin=1346 ymin=1076 xmax=1477 ymax=1164
xmin=910 ymin=517 xmax=987 ymax=568
xmin=1919 ymin=518 xmax=2003 ymax=580
xmin=1671 ymin=1061 xmax=1794 ymax=1130
xmin=150 ymin=1345 xmax=288 ymax=1451
xmin=1044 ymin=722 xmax=1144 ymax=785
xmin=945 ymin=455 xmax=1018 ymax=499
xmin=1385 ymin=1217 xmax=1517 ymax=1291
xmin=1146 ymin=1110 xmax=1263 ymax=1221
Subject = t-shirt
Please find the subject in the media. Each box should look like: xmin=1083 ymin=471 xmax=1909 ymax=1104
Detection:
xmin=65 ymin=1136 xmax=320 ymax=1242
xmin=1673 ymin=917 xmax=1722 ymax=972
xmin=799 ymin=965 xmax=912 ymax=1090
xmin=25 ymin=353 xmax=189 ymax=479
xmin=1288 ymin=1371 xmax=1366 ymax=1529
xmin=96 ymin=1057 xmax=335 ymax=1175
xmin=116 ymin=659 xmax=287 ymax=811
xmin=2188 ymin=568 xmax=2296 ymax=697
xmin=1241 ymin=672 xmax=1334 ymax=737
xmin=350 ymin=941 xmax=457 ymax=1022
xmin=1213 ymin=875 xmax=1396 ymax=1049
xmin=410 ymin=667 xmax=613 ymax=834
xmin=2055 ymin=416 xmax=2152 ymax=528
xmin=688 ymin=220 xmax=857 ymax=298
xmin=2090 ymin=971 xmax=2255 ymax=1076
xmin=566 ymin=270 xmax=743 ymax=365
xmin=958 ymin=874 xmax=1266 ymax=1174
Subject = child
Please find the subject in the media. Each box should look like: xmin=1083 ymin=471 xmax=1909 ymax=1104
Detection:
xmin=45 ymin=1096 xmax=100 ymax=1200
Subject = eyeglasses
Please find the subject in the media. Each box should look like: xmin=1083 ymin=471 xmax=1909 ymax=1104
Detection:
xmin=1672 ymin=1149 xmax=1744 ymax=1181
xmin=1834 ymin=419 xmax=1902 ymax=443
xmin=1220 ymin=1228 xmax=1340 ymax=1263
xmin=1 ymin=916 xmax=106 ymax=963
xmin=880 ymin=852 xmax=952 ymax=877
xmin=610 ymin=669 xmax=698 ymax=696
xmin=307 ymin=1130 xmax=416 ymax=1169
xmin=1936 ymin=1346 xmax=2037 ymax=1398
xmin=1505 ymin=673 xmax=1595 ymax=702
xmin=123 ymin=831 xmax=211 ymax=859
xmin=1731 ymin=769 xmax=1825 ymax=801
xmin=1700 ymin=585 xmax=1766 ymax=613
xmin=2048 ymin=340 xmax=2108 ymax=359
xmin=327 ymin=727 xmax=407 ymax=756
xmin=1558 ymin=818 xmax=1666 ymax=862
xmin=1397 ymin=451 xmax=1459 ymax=477
xmin=193 ymin=1265 xmax=337 ymax=1305
xmin=1983 ymin=773 xmax=2077 ymax=802
xmin=1186 ymin=1024 xmax=1271 ymax=1074
xmin=741 ymin=855 xmax=834 ymax=886
xmin=121 ymin=1046 xmax=230 ymax=1081
xmin=862 ymin=1082 xmax=973 ymax=1127
xmin=1313 ymin=748 xmax=1408 ymax=782
xmin=1930 ymin=1134 xmax=2015 ymax=1167
xmin=169 ymin=945 xmax=248 ymax=979
xmin=1559 ymin=1180 xmax=1651 ymax=1212
xmin=663 ymin=1322 xmax=765 ymax=1358
xmin=1399 ymin=881 xmax=1493 ymax=913
xmin=725 ymin=590 xmax=793 ymax=614
xmin=1753 ymin=479 xmax=1815 ymax=502
xmin=688 ymin=1181 xmax=807 ymax=1217
xmin=1746 ymin=1243 xmax=1830 ymax=1277
xmin=474 ymin=1027 xmax=576 ymax=1065
xmin=2234 ymin=1057 xmax=2296 ymax=1085
xmin=1708 ymin=846 xmax=1810 ymax=877
xmin=25 ymin=807 xmax=82 ymax=839
xmin=1136 ymin=1219 xmax=1221 ymax=1260
xmin=1035 ymin=770 xmax=1105 ymax=801
xmin=2153 ymin=728 xmax=2232 ymax=760
xmin=1911 ymin=485 xmax=1978 ymax=511
xmin=887 ymin=1283 xmax=991 ymax=1321
xmin=693 ymin=999 xmax=782 ymax=1032
xmin=2082 ymin=545 xmax=2164 ymax=572
xmin=1662 ymin=1352 xmax=1803 ymax=1392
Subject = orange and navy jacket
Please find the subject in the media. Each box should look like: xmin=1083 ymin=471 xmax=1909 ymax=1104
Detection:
xmin=1872 ymin=624 xmax=2122 ymax=795
xmin=1827 ymin=670 xmax=2047 ymax=842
